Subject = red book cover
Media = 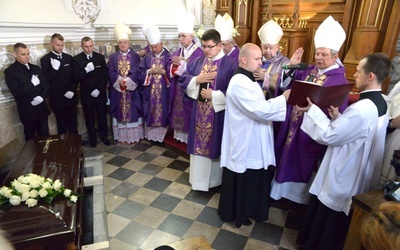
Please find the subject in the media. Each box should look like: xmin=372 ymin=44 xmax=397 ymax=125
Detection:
xmin=288 ymin=80 xmax=354 ymax=108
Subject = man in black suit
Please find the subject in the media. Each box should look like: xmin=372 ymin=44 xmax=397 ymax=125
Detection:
xmin=40 ymin=33 xmax=78 ymax=135
xmin=73 ymin=36 xmax=110 ymax=147
xmin=4 ymin=43 xmax=50 ymax=142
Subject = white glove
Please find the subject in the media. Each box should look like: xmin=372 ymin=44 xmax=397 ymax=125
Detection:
xmin=64 ymin=91 xmax=74 ymax=99
xmin=50 ymin=58 xmax=61 ymax=70
xmin=91 ymin=89 xmax=100 ymax=98
xmin=31 ymin=75 xmax=40 ymax=86
xmin=85 ymin=62 xmax=95 ymax=73
xmin=31 ymin=96 xmax=44 ymax=106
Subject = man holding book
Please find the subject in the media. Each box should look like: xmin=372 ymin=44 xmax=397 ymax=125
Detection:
xmin=296 ymin=52 xmax=390 ymax=250
xmin=271 ymin=16 xmax=350 ymax=205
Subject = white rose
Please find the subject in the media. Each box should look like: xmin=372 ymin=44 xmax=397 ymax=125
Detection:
xmin=9 ymin=195 xmax=21 ymax=205
xmin=70 ymin=195 xmax=78 ymax=203
xmin=11 ymin=179 xmax=20 ymax=188
xmin=21 ymin=175 xmax=32 ymax=184
xmin=29 ymin=189 xmax=38 ymax=198
xmin=17 ymin=183 xmax=30 ymax=194
xmin=29 ymin=179 xmax=41 ymax=189
xmin=42 ymin=182 xmax=52 ymax=189
xmin=38 ymin=188 xmax=48 ymax=198
xmin=21 ymin=191 xmax=30 ymax=201
xmin=25 ymin=198 xmax=38 ymax=207
xmin=0 ymin=186 xmax=12 ymax=198
xmin=53 ymin=180 xmax=62 ymax=191
xmin=63 ymin=189 xmax=72 ymax=197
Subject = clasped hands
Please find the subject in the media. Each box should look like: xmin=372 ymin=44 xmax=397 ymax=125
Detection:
xmin=148 ymin=65 xmax=165 ymax=75
xmin=171 ymin=56 xmax=183 ymax=66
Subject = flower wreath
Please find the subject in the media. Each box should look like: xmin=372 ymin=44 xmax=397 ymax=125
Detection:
xmin=0 ymin=173 xmax=79 ymax=208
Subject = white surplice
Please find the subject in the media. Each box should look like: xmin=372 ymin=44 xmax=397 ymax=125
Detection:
xmin=301 ymin=95 xmax=387 ymax=215
xmin=221 ymin=73 xmax=287 ymax=174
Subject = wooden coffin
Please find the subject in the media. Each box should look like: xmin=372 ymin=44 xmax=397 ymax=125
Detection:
xmin=0 ymin=134 xmax=84 ymax=250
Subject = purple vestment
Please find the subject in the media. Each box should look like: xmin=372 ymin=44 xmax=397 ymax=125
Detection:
xmin=179 ymin=54 xmax=238 ymax=159
xmin=274 ymin=65 xmax=349 ymax=183
xmin=260 ymin=52 xmax=290 ymax=98
xmin=108 ymin=50 xmax=142 ymax=122
xmin=139 ymin=49 xmax=171 ymax=127
xmin=227 ymin=45 xmax=240 ymax=62
xmin=168 ymin=44 xmax=204 ymax=133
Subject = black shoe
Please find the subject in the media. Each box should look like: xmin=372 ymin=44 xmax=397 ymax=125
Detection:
xmin=90 ymin=138 xmax=97 ymax=148
xmin=81 ymin=140 xmax=89 ymax=146
xmin=242 ymin=217 xmax=252 ymax=226
xmin=151 ymin=141 xmax=165 ymax=147
xmin=100 ymin=137 xmax=111 ymax=146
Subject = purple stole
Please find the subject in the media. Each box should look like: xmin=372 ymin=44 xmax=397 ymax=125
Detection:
xmin=170 ymin=85 xmax=185 ymax=130
xmin=148 ymin=56 xmax=166 ymax=127
xmin=118 ymin=53 xmax=132 ymax=122
xmin=193 ymin=59 xmax=221 ymax=157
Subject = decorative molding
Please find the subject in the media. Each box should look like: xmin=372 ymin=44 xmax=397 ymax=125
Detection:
xmin=72 ymin=0 xmax=101 ymax=29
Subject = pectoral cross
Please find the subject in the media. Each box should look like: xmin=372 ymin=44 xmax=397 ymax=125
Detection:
xmin=39 ymin=138 xmax=59 ymax=154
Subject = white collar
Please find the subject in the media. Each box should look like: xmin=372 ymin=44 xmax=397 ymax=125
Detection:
xmin=318 ymin=63 xmax=339 ymax=74
xmin=207 ymin=50 xmax=225 ymax=61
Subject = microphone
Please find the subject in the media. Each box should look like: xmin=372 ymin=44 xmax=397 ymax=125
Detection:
xmin=281 ymin=62 xmax=308 ymax=70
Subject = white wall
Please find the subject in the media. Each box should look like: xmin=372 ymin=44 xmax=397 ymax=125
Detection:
xmin=0 ymin=0 xmax=202 ymax=26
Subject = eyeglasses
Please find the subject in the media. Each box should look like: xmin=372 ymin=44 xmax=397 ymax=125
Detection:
xmin=221 ymin=42 xmax=231 ymax=47
xmin=201 ymin=43 xmax=219 ymax=50
xmin=178 ymin=34 xmax=188 ymax=38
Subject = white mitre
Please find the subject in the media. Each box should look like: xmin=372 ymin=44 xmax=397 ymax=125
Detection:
xmin=257 ymin=20 xmax=283 ymax=45
xmin=144 ymin=25 xmax=161 ymax=45
xmin=178 ymin=12 xmax=195 ymax=34
xmin=314 ymin=15 xmax=346 ymax=51
xmin=114 ymin=23 xmax=131 ymax=41
xmin=215 ymin=13 xmax=234 ymax=40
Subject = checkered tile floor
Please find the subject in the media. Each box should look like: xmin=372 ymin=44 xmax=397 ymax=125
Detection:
xmin=82 ymin=138 xmax=306 ymax=250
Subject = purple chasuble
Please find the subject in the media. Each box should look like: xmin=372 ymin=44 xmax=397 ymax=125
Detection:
xmin=274 ymin=65 xmax=349 ymax=183
xmin=168 ymin=45 xmax=203 ymax=132
xmin=139 ymin=50 xmax=171 ymax=127
xmin=180 ymin=54 xmax=238 ymax=159
xmin=108 ymin=50 xmax=142 ymax=123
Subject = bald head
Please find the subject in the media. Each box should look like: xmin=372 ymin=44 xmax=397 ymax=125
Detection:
xmin=239 ymin=43 xmax=262 ymax=73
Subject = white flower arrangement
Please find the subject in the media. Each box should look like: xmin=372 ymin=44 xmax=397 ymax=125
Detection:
xmin=194 ymin=25 xmax=205 ymax=39
xmin=0 ymin=173 xmax=79 ymax=208
xmin=232 ymin=25 xmax=241 ymax=37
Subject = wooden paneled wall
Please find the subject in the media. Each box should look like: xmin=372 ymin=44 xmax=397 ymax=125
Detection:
xmin=216 ymin=0 xmax=400 ymax=93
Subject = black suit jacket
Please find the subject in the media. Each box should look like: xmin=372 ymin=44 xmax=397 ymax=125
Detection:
xmin=72 ymin=51 xmax=109 ymax=106
xmin=40 ymin=52 xmax=78 ymax=109
xmin=4 ymin=61 xmax=50 ymax=122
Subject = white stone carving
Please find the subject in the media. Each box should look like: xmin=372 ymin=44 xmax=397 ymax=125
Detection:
xmin=72 ymin=0 xmax=101 ymax=29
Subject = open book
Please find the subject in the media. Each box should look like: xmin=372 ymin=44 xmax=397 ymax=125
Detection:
xmin=288 ymin=80 xmax=354 ymax=108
